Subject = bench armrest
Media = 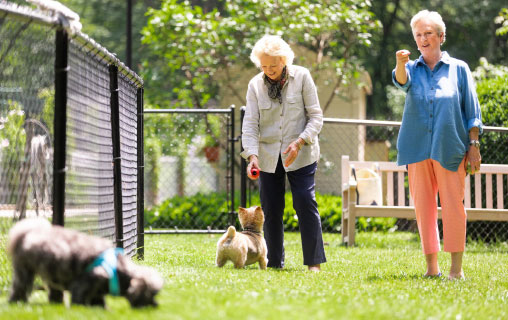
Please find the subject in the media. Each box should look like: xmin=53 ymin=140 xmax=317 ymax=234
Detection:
xmin=342 ymin=179 xmax=357 ymax=193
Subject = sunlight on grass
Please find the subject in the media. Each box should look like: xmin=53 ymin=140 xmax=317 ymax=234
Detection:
xmin=0 ymin=219 xmax=13 ymax=293
xmin=1 ymin=232 xmax=508 ymax=319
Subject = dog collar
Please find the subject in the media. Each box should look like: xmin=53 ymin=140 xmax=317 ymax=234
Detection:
xmin=242 ymin=228 xmax=262 ymax=235
xmin=85 ymin=248 xmax=124 ymax=296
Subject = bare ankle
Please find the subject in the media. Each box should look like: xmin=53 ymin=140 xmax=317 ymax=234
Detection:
xmin=308 ymin=264 xmax=320 ymax=272
xmin=448 ymin=271 xmax=464 ymax=280
xmin=425 ymin=266 xmax=440 ymax=276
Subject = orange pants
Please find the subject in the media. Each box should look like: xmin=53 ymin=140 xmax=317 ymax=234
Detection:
xmin=408 ymin=158 xmax=467 ymax=254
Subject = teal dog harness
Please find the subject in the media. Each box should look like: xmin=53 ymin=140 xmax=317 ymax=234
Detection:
xmin=85 ymin=248 xmax=124 ymax=296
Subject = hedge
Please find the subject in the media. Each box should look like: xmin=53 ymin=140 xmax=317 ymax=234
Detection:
xmin=145 ymin=191 xmax=396 ymax=232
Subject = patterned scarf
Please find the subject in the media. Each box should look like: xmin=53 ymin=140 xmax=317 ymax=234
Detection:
xmin=263 ymin=66 xmax=288 ymax=104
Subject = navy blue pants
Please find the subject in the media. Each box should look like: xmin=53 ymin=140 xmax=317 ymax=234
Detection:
xmin=259 ymin=157 xmax=327 ymax=267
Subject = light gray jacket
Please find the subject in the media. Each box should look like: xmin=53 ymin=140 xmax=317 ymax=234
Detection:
xmin=240 ymin=65 xmax=323 ymax=173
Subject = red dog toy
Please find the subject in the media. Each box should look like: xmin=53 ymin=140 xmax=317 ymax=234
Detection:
xmin=250 ymin=168 xmax=259 ymax=177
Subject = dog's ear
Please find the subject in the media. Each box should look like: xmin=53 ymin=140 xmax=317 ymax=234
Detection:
xmin=255 ymin=206 xmax=263 ymax=214
xmin=126 ymin=278 xmax=146 ymax=307
xmin=127 ymin=278 xmax=160 ymax=308
xmin=238 ymin=207 xmax=246 ymax=214
xmin=126 ymin=267 xmax=163 ymax=308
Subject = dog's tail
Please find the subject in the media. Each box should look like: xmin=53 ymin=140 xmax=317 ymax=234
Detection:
xmin=226 ymin=226 xmax=236 ymax=239
xmin=7 ymin=218 xmax=51 ymax=255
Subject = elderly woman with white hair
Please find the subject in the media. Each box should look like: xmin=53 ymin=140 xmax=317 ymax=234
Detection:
xmin=393 ymin=10 xmax=482 ymax=280
xmin=241 ymin=35 xmax=326 ymax=271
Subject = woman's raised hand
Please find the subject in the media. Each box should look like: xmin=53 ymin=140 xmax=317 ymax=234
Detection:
xmin=396 ymin=49 xmax=411 ymax=65
xmin=395 ymin=49 xmax=411 ymax=85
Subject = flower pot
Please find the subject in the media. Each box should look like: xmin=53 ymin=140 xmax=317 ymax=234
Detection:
xmin=203 ymin=146 xmax=220 ymax=163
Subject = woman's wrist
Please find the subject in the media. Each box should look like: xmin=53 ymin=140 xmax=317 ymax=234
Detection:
xmin=296 ymin=138 xmax=305 ymax=150
xmin=469 ymin=139 xmax=480 ymax=148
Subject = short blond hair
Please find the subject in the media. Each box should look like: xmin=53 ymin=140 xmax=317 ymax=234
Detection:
xmin=249 ymin=35 xmax=295 ymax=68
xmin=410 ymin=10 xmax=446 ymax=44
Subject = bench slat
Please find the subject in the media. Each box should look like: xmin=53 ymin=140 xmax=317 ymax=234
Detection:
xmin=354 ymin=205 xmax=508 ymax=221
xmin=398 ymin=171 xmax=405 ymax=206
xmin=354 ymin=205 xmax=416 ymax=219
xmin=467 ymin=209 xmax=508 ymax=221
xmin=486 ymin=174 xmax=493 ymax=209
xmin=498 ymin=174 xmax=504 ymax=209
xmin=477 ymin=164 xmax=508 ymax=174
xmin=475 ymin=173 xmax=482 ymax=208
xmin=465 ymin=174 xmax=471 ymax=208
xmin=378 ymin=162 xmax=407 ymax=171
xmin=387 ymin=172 xmax=394 ymax=206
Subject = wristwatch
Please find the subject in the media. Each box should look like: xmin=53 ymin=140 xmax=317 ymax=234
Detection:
xmin=469 ymin=140 xmax=480 ymax=148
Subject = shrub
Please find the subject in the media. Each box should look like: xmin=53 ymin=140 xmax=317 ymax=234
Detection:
xmin=476 ymin=72 xmax=508 ymax=165
xmin=145 ymin=191 xmax=396 ymax=232
xmin=144 ymin=192 xmax=230 ymax=230
xmin=468 ymin=61 xmax=508 ymax=242
xmin=0 ymin=102 xmax=26 ymax=204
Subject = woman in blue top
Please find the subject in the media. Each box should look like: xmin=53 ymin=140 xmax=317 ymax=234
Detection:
xmin=393 ymin=10 xmax=482 ymax=280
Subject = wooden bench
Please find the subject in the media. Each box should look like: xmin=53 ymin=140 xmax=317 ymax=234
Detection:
xmin=341 ymin=155 xmax=508 ymax=246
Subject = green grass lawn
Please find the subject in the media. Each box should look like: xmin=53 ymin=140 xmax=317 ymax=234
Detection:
xmin=1 ymin=232 xmax=508 ymax=319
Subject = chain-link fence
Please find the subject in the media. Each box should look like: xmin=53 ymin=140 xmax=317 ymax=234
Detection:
xmin=1 ymin=1 xmax=143 ymax=291
xmin=145 ymin=107 xmax=508 ymax=241
xmin=1 ymin=2 xmax=57 ymax=293
xmin=143 ymin=108 xmax=236 ymax=233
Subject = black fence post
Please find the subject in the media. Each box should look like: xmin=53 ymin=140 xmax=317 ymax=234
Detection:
xmin=52 ymin=29 xmax=68 ymax=227
xmin=126 ymin=0 xmax=132 ymax=68
xmin=229 ymin=105 xmax=236 ymax=226
xmin=109 ymin=64 xmax=124 ymax=248
xmin=240 ymin=106 xmax=246 ymax=208
xmin=136 ymin=87 xmax=144 ymax=260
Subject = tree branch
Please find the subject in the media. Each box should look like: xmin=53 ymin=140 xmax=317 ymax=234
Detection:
xmin=316 ymin=34 xmax=329 ymax=64
xmin=224 ymin=64 xmax=246 ymax=106
xmin=322 ymin=38 xmax=352 ymax=113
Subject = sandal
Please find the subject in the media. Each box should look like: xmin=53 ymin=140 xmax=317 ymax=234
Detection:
xmin=423 ymin=272 xmax=442 ymax=278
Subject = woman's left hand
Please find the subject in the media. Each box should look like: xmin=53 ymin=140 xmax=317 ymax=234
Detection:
xmin=283 ymin=138 xmax=304 ymax=167
xmin=467 ymin=146 xmax=482 ymax=174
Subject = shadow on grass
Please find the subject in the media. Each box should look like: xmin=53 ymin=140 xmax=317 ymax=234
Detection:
xmin=366 ymin=274 xmax=446 ymax=282
xmin=218 ymin=265 xmax=301 ymax=273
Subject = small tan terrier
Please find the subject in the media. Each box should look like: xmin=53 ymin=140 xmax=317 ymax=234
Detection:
xmin=216 ymin=206 xmax=268 ymax=269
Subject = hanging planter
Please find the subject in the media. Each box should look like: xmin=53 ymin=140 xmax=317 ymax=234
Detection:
xmin=203 ymin=145 xmax=220 ymax=163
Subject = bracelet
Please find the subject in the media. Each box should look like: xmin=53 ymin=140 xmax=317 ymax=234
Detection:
xmin=469 ymin=140 xmax=480 ymax=148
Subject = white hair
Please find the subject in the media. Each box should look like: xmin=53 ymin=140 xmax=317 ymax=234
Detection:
xmin=249 ymin=35 xmax=295 ymax=68
xmin=410 ymin=10 xmax=446 ymax=44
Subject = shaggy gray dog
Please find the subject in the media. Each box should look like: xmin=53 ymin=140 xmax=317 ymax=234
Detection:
xmin=7 ymin=218 xmax=163 ymax=307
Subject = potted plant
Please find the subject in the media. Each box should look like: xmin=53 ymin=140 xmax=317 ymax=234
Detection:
xmin=202 ymin=135 xmax=220 ymax=163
